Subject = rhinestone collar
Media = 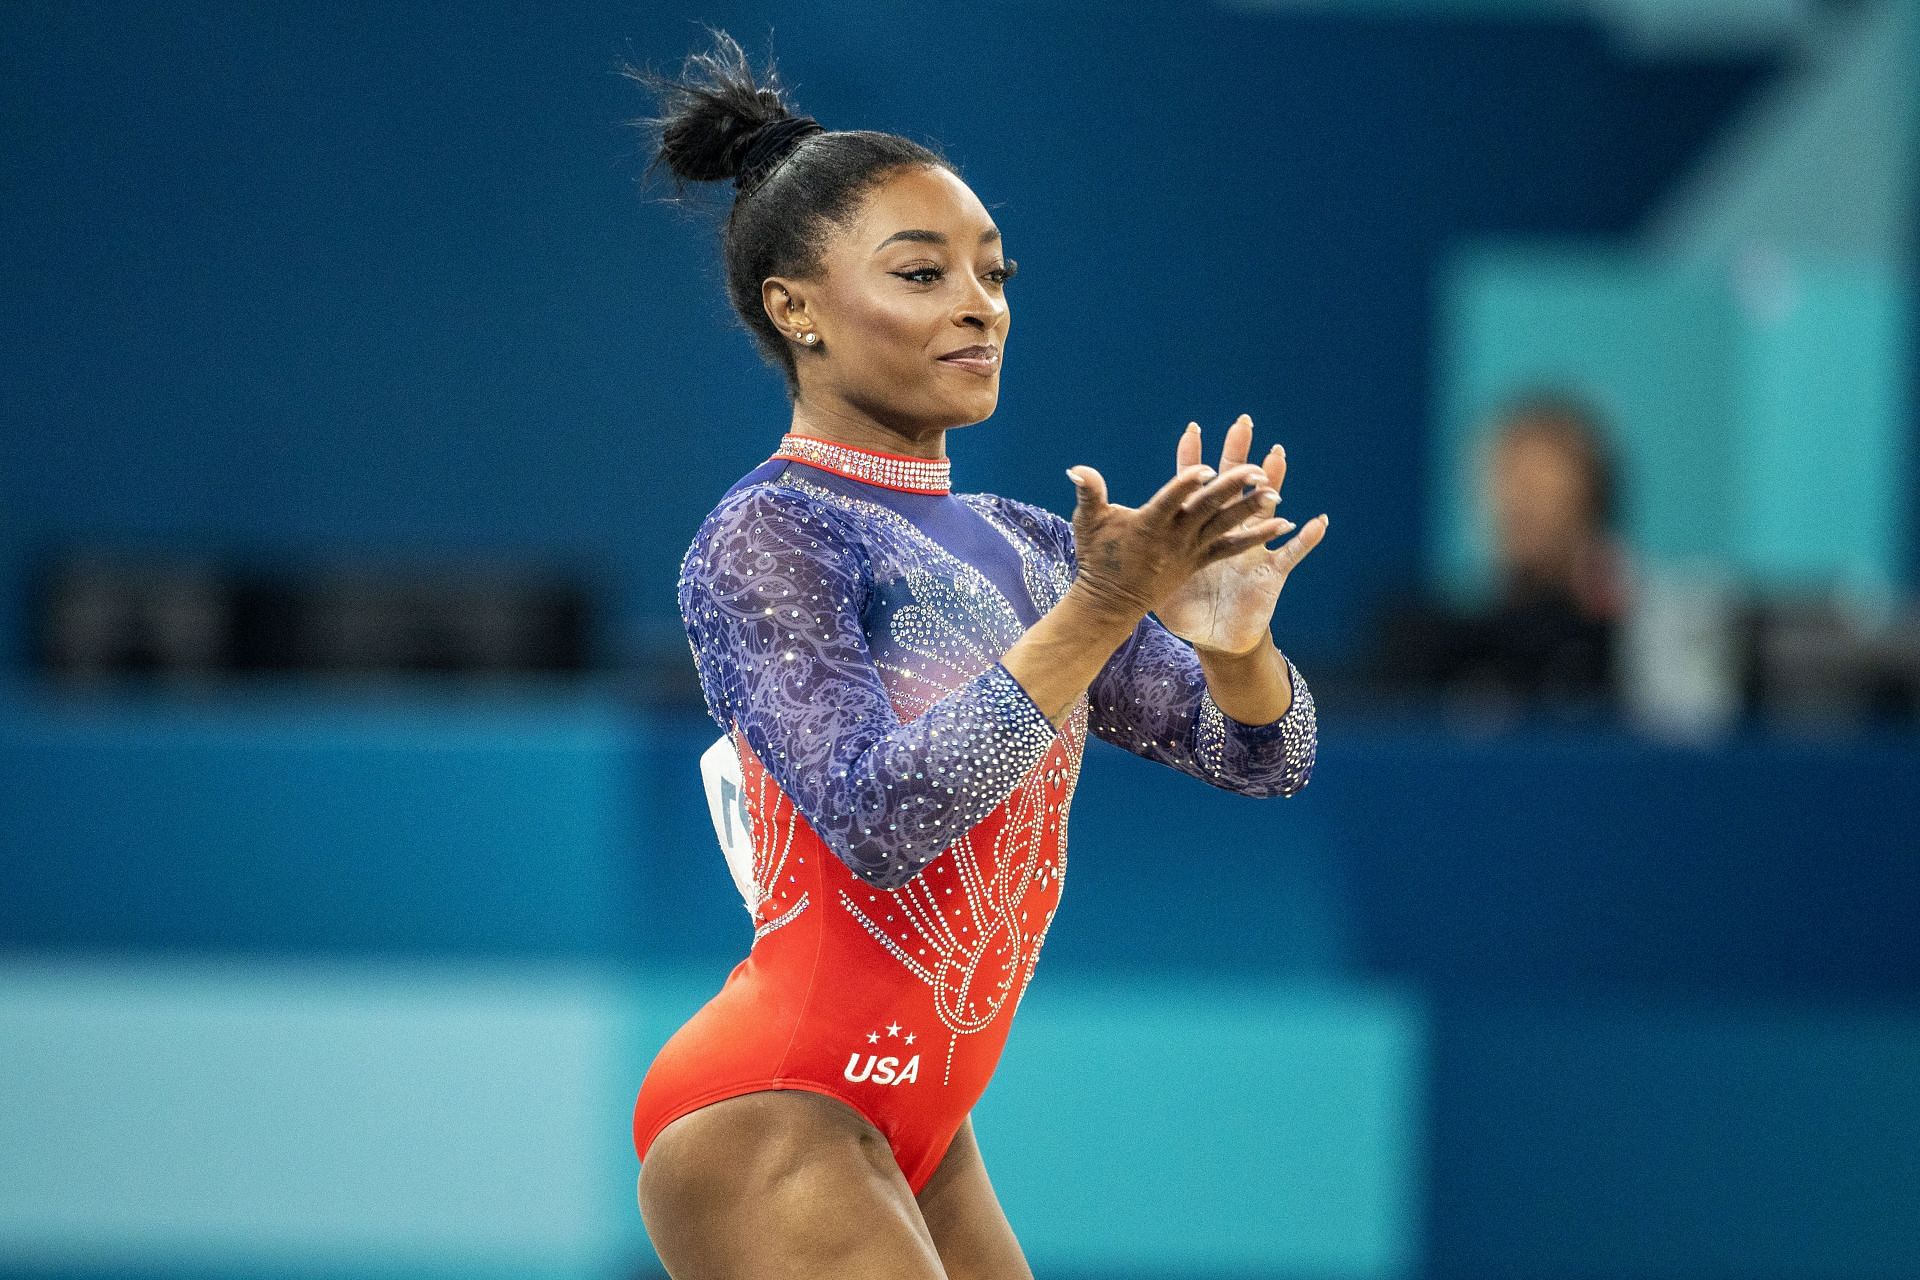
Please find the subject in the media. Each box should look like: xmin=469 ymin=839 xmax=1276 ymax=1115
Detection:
xmin=771 ymin=433 xmax=951 ymax=495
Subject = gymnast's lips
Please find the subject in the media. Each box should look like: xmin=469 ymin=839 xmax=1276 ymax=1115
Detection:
xmin=937 ymin=344 xmax=1000 ymax=375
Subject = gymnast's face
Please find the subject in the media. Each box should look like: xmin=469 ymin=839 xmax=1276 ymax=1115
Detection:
xmin=765 ymin=165 xmax=1015 ymax=440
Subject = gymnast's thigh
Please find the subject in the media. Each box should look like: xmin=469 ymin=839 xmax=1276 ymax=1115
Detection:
xmin=915 ymin=1116 xmax=1035 ymax=1280
xmin=637 ymin=1089 xmax=950 ymax=1280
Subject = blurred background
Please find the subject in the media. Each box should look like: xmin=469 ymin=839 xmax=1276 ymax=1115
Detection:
xmin=2 ymin=1 xmax=1916 ymax=1277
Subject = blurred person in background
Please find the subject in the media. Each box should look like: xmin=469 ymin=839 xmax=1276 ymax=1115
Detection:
xmin=1370 ymin=390 xmax=1632 ymax=713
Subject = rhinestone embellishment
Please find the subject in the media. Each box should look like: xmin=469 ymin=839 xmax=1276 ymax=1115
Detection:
xmin=772 ymin=433 xmax=952 ymax=495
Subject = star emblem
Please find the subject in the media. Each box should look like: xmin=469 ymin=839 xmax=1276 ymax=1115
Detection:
xmin=904 ymin=1032 xmax=916 ymax=1045
xmin=885 ymin=1021 xmax=902 ymax=1037
xmin=866 ymin=1031 xmax=879 ymax=1044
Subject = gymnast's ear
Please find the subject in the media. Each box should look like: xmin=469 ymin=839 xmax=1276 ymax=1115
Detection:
xmin=762 ymin=278 xmax=817 ymax=343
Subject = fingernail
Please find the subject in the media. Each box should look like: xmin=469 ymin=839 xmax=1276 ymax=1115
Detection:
xmin=1269 ymin=443 xmax=1284 ymax=455
xmin=1197 ymin=466 xmax=1215 ymax=479
xmin=1065 ymin=468 xmax=1081 ymax=485
xmin=1184 ymin=422 xmax=1199 ymax=434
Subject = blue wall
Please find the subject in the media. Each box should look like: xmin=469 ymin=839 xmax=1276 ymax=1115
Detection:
xmin=8 ymin=684 xmax=1916 ymax=989
xmin=0 ymin=2 xmax=1770 ymax=675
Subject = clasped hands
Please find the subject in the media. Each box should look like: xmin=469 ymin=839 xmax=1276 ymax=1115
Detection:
xmin=1066 ymin=413 xmax=1329 ymax=656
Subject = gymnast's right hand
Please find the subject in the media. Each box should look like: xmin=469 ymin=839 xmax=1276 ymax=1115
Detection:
xmin=1065 ymin=458 xmax=1285 ymax=624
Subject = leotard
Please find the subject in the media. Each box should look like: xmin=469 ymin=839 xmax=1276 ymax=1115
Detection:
xmin=630 ymin=434 xmax=1318 ymax=1193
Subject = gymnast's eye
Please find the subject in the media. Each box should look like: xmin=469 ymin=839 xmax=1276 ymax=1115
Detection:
xmin=890 ymin=260 xmax=1019 ymax=287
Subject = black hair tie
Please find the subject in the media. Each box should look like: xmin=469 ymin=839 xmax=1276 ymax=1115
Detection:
xmin=735 ymin=115 xmax=825 ymax=192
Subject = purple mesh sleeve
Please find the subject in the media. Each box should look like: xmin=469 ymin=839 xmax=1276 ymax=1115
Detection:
xmin=982 ymin=495 xmax=1318 ymax=798
xmin=677 ymin=485 xmax=1059 ymax=890
xmin=1088 ymin=612 xmax=1318 ymax=798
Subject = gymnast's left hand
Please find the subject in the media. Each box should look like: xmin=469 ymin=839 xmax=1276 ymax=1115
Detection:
xmin=1154 ymin=413 xmax=1329 ymax=656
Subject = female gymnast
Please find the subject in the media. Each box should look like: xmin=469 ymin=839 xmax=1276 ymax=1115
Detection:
xmin=627 ymin=30 xmax=1328 ymax=1280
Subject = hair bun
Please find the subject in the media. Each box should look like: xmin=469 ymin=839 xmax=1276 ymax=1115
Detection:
xmin=733 ymin=115 xmax=825 ymax=190
xmin=626 ymin=28 xmax=822 ymax=190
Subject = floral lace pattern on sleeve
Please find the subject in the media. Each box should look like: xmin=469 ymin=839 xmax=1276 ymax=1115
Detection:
xmin=678 ymin=484 xmax=1059 ymax=890
xmin=970 ymin=494 xmax=1317 ymax=798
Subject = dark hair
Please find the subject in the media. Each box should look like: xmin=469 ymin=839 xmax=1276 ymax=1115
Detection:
xmin=623 ymin=28 xmax=952 ymax=398
xmin=1489 ymin=388 xmax=1623 ymax=532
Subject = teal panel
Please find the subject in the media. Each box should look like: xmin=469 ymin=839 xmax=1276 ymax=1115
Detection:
xmin=1738 ymin=264 xmax=1912 ymax=594
xmin=1438 ymin=246 xmax=1914 ymax=600
xmin=1437 ymin=247 xmax=1742 ymax=601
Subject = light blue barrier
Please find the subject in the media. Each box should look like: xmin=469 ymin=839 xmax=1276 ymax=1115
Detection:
xmin=976 ymin=980 xmax=1423 ymax=1278
xmin=10 ymin=957 xmax=1919 ymax=1279
xmin=0 ymin=959 xmax=1424 ymax=1280
xmin=0 ymin=957 xmax=642 ymax=1278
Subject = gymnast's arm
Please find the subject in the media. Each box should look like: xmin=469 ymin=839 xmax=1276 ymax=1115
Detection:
xmin=987 ymin=495 xmax=1318 ymax=798
xmin=680 ymin=485 xmax=1136 ymax=892
xmin=1087 ymin=610 xmax=1318 ymax=798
